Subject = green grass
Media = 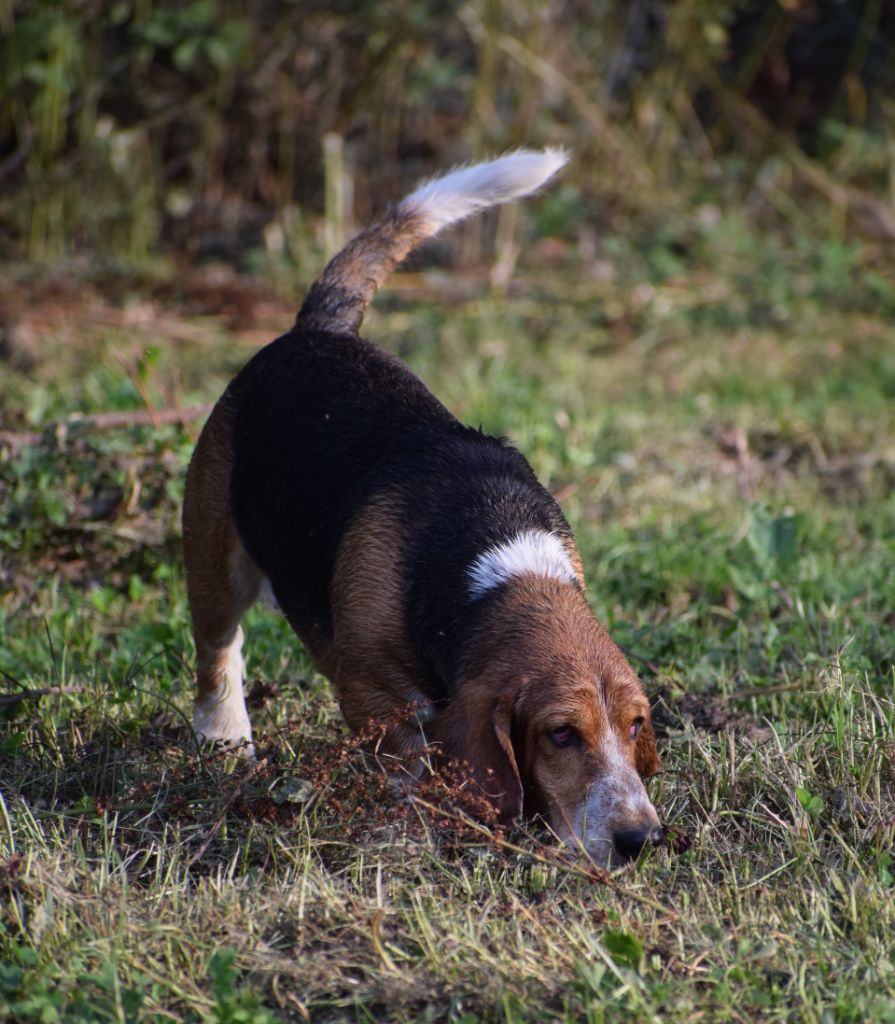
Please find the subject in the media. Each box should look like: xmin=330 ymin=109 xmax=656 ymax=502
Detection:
xmin=2 ymin=228 xmax=895 ymax=1021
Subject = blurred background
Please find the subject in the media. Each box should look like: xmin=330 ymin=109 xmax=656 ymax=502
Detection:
xmin=1 ymin=0 xmax=893 ymax=296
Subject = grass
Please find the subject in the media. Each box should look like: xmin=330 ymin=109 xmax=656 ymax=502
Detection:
xmin=1 ymin=215 xmax=895 ymax=1022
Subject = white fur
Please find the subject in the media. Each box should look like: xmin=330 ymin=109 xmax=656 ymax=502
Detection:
xmin=467 ymin=529 xmax=578 ymax=598
xmin=573 ymin=731 xmax=660 ymax=868
xmin=192 ymin=626 xmax=255 ymax=757
xmin=402 ymin=148 xmax=569 ymax=235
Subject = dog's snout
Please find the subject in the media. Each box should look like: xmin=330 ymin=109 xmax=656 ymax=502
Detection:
xmin=613 ymin=825 xmax=664 ymax=861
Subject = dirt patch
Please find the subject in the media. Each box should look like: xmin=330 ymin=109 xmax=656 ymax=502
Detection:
xmin=651 ymin=689 xmax=772 ymax=743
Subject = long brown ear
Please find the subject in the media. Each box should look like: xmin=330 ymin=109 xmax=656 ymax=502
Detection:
xmin=635 ymin=717 xmax=660 ymax=778
xmin=432 ymin=687 xmax=523 ymax=823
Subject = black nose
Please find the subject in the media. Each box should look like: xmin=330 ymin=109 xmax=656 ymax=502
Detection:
xmin=613 ymin=826 xmax=663 ymax=861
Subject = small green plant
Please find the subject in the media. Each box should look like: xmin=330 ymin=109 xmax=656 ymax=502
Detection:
xmin=795 ymin=787 xmax=825 ymax=822
xmin=208 ymin=950 xmax=281 ymax=1024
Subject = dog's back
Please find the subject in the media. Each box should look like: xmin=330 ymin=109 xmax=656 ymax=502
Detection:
xmin=225 ymin=149 xmax=572 ymax=689
xmin=228 ymin=329 xmax=573 ymax=692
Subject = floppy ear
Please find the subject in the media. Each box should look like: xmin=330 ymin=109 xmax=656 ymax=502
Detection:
xmin=635 ymin=717 xmax=660 ymax=778
xmin=432 ymin=687 xmax=523 ymax=823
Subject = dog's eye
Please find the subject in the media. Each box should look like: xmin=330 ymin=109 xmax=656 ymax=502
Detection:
xmin=629 ymin=718 xmax=644 ymax=741
xmin=548 ymin=726 xmax=577 ymax=748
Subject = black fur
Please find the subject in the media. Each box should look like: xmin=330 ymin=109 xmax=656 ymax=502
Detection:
xmin=229 ymin=327 xmax=575 ymax=701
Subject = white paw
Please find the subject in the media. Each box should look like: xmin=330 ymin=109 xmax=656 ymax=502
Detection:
xmin=193 ymin=693 xmax=255 ymax=758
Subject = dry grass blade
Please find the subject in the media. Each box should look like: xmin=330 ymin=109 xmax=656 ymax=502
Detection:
xmin=407 ymin=794 xmax=677 ymax=918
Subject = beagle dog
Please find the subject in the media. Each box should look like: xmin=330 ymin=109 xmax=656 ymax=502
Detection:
xmin=182 ymin=149 xmax=663 ymax=867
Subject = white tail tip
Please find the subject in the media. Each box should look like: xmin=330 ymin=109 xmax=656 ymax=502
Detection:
xmin=402 ymin=147 xmax=569 ymax=234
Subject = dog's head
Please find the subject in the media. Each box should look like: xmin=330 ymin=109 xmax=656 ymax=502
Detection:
xmin=434 ymin=578 xmax=661 ymax=868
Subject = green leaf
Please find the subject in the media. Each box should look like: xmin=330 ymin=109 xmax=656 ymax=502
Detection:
xmin=0 ymin=963 xmax=24 ymax=995
xmin=603 ymin=928 xmax=644 ymax=971
xmin=14 ymin=947 xmax=38 ymax=967
xmin=208 ymin=949 xmax=238 ymax=1001
xmin=796 ymin=787 xmax=824 ymax=820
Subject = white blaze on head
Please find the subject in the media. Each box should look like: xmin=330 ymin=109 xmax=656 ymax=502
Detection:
xmin=468 ymin=529 xmax=579 ymax=598
xmin=572 ymin=728 xmax=660 ymax=867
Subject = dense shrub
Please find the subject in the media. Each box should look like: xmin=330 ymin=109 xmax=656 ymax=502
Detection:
xmin=1 ymin=0 xmax=892 ymax=264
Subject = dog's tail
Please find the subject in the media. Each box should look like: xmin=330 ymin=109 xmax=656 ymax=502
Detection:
xmin=295 ymin=147 xmax=568 ymax=336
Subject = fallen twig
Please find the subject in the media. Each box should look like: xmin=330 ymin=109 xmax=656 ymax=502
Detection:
xmin=0 ymin=686 xmax=85 ymax=707
xmin=0 ymin=404 xmax=212 ymax=449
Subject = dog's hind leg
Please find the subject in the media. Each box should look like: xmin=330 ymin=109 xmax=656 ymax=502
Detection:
xmin=183 ymin=395 xmax=260 ymax=756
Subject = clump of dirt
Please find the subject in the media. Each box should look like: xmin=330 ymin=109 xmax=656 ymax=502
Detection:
xmin=651 ymin=690 xmax=772 ymax=743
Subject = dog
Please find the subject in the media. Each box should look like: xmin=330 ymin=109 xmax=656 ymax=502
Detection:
xmin=182 ymin=149 xmax=662 ymax=867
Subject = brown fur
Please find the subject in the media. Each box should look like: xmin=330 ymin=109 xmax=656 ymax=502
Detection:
xmin=183 ymin=394 xmax=261 ymax=703
xmin=428 ymin=576 xmax=658 ymax=834
xmin=328 ymin=494 xmax=428 ymax=758
xmin=560 ymin=537 xmax=586 ymax=590
xmin=297 ymin=209 xmax=430 ymax=335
